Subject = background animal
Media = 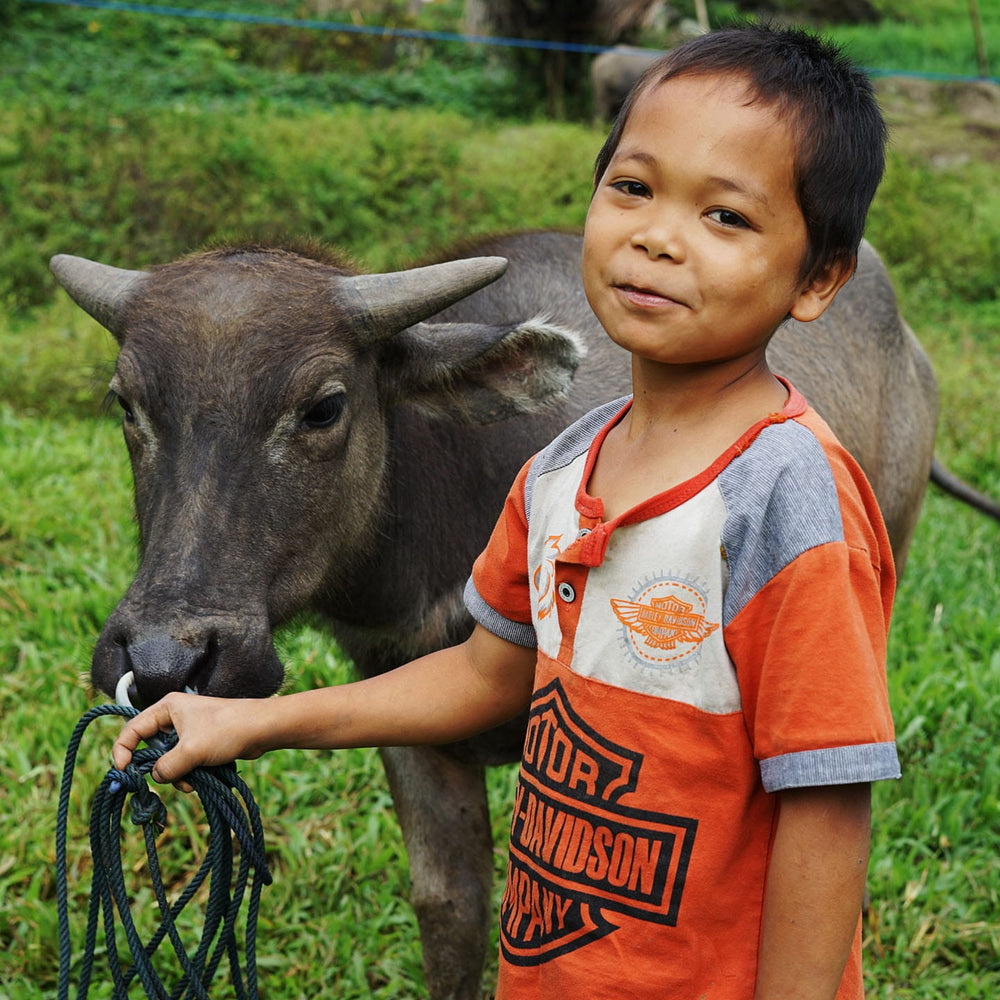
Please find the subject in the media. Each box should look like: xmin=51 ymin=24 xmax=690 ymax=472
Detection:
xmin=50 ymin=230 xmax=991 ymax=999
xmin=589 ymin=44 xmax=665 ymax=121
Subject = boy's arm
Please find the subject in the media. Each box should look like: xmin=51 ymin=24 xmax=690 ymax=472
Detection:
xmin=754 ymin=783 xmax=871 ymax=1000
xmin=112 ymin=624 xmax=536 ymax=784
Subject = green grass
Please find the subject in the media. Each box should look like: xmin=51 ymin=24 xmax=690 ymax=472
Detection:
xmin=869 ymin=490 xmax=1000 ymax=996
xmin=2 ymin=3 xmax=999 ymax=996
xmin=829 ymin=19 xmax=999 ymax=80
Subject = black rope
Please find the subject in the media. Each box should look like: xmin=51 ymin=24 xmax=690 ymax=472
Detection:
xmin=56 ymin=704 xmax=273 ymax=999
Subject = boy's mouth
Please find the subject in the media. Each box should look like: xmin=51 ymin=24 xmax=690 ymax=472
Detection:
xmin=615 ymin=283 xmax=687 ymax=308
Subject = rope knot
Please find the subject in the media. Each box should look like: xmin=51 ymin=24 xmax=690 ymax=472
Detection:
xmin=129 ymin=785 xmax=168 ymax=834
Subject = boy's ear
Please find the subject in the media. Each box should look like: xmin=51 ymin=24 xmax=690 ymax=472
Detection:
xmin=789 ymin=255 xmax=856 ymax=323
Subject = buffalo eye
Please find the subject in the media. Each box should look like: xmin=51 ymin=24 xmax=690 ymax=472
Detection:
xmin=116 ymin=393 xmax=135 ymax=424
xmin=302 ymin=392 xmax=346 ymax=430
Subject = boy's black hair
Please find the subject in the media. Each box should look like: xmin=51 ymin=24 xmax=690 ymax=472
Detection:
xmin=593 ymin=23 xmax=888 ymax=279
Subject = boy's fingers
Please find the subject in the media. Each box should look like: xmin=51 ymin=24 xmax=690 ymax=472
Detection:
xmin=111 ymin=725 xmax=141 ymax=769
xmin=115 ymin=723 xmax=193 ymax=787
xmin=150 ymin=748 xmax=188 ymax=786
xmin=112 ymin=700 xmax=177 ymax=768
xmin=111 ymin=692 xmax=244 ymax=783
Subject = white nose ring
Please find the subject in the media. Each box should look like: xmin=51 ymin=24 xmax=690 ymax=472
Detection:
xmin=115 ymin=670 xmax=136 ymax=709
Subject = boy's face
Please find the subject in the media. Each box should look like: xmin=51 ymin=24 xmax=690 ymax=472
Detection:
xmin=583 ymin=72 xmax=832 ymax=372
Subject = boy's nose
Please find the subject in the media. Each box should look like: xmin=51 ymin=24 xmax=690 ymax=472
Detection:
xmin=630 ymin=214 xmax=686 ymax=261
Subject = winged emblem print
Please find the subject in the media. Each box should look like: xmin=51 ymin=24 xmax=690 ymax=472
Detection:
xmin=611 ymin=592 xmax=719 ymax=651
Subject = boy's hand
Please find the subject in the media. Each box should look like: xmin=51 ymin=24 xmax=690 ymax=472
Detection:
xmin=112 ymin=692 xmax=266 ymax=786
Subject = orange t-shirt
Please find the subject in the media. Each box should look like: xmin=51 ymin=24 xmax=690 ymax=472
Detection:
xmin=465 ymin=385 xmax=900 ymax=999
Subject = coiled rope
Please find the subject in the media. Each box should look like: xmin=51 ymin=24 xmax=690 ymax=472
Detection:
xmin=56 ymin=703 xmax=273 ymax=999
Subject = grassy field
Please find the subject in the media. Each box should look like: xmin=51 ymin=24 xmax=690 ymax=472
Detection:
xmin=2 ymin=2 xmax=999 ymax=997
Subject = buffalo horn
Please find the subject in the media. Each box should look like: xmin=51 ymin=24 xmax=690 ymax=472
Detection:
xmin=49 ymin=254 xmax=149 ymax=337
xmin=337 ymin=256 xmax=508 ymax=341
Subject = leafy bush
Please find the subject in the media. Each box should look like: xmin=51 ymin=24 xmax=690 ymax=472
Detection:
xmin=0 ymin=1 xmax=527 ymax=112
xmin=0 ymin=0 xmax=18 ymax=29
xmin=868 ymin=154 xmax=1000 ymax=304
xmin=0 ymin=97 xmax=597 ymax=315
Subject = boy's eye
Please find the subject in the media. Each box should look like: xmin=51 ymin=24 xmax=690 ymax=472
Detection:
xmin=707 ymin=208 xmax=750 ymax=228
xmin=610 ymin=179 xmax=650 ymax=198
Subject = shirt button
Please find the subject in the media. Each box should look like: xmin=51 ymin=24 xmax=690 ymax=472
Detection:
xmin=558 ymin=582 xmax=576 ymax=603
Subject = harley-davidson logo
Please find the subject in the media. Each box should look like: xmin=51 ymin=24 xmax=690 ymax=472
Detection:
xmin=500 ymin=680 xmax=697 ymax=965
xmin=611 ymin=576 xmax=719 ymax=671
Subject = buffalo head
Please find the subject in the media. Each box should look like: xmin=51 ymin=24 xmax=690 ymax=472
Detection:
xmin=51 ymin=244 xmax=586 ymax=707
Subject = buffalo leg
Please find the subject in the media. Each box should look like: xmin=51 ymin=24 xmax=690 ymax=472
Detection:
xmin=379 ymin=744 xmax=494 ymax=1000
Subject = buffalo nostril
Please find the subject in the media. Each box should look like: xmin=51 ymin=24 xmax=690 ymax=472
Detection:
xmin=126 ymin=635 xmax=216 ymax=705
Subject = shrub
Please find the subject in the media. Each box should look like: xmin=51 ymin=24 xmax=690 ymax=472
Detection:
xmin=1 ymin=97 xmax=596 ymax=312
xmin=867 ymin=152 xmax=1000 ymax=304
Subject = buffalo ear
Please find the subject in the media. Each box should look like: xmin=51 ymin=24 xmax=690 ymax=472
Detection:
xmin=387 ymin=317 xmax=587 ymax=424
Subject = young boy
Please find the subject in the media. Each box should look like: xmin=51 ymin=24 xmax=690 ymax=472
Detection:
xmin=114 ymin=24 xmax=900 ymax=999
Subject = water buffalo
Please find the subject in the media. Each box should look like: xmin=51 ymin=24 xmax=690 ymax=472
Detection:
xmin=591 ymin=45 xmax=666 ymax=122
xmin=50 ymin=231 xmax=993 ymax=999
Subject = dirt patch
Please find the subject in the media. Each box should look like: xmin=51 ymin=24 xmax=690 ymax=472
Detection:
xmin=875 ymin=75 xmax=1000 ymax=165
xmin=949 ymin=80 xmax=1000 ymax=127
